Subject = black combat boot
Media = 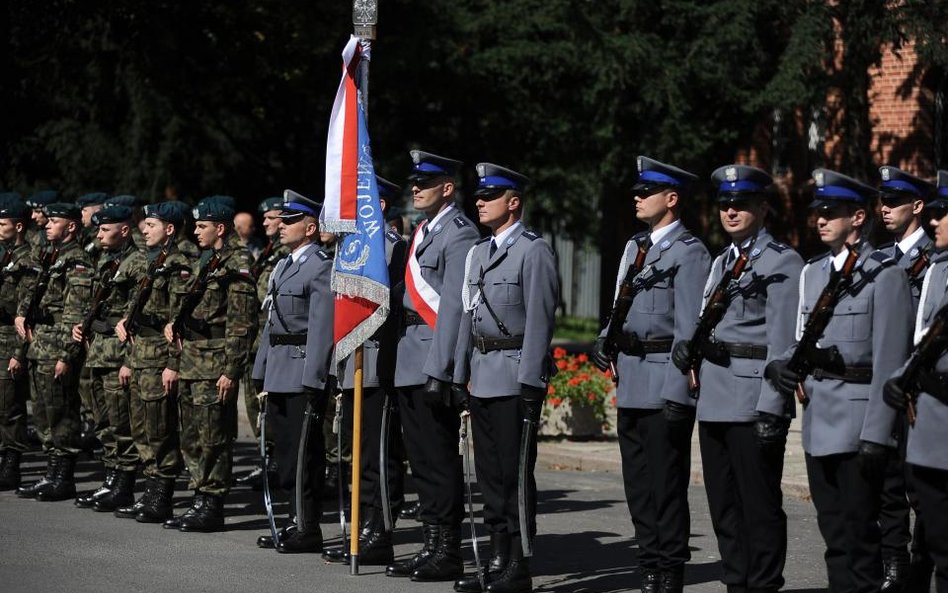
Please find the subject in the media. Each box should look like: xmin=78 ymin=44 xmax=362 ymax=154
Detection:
xmin=16 ymin=455 xmax=57 ymax=498
xmin=640 ymin=569 xmax=662 ymax=593
xmin=179 ymin=492 xmax=225 ymax=532
xmin=399 ymin=499 xmax=422 ymax=521
xmin=455 ymin=532 xmax=511 ymax=592
xmin=93 ymin=470 xmax=136 ymax=512
xmin=486 ymin=535 xmax=531 ymax=593
xmin=324 ymin=511 xmax=394 ymax=565
xmin=660 ymin=566 xmax=685 ymax=593
xmin=412 ymin=525 xmax=464 ymax=582
xmin=136 ymin=478 xmax=175 ymax=523
xmin=36 ymin=455 xmax=77 ymax=502
xmin=163 ymin=492 xmax=204 ymax=529
xmin=0 ymin=450 xmax=22 ymax=491
xmin=115 ymin=477 xmax=153 ymax=519
xmin=75 ymin=468 xmax=116 ymax=508
xmin=387 ymin=522 xmax=440 ymax=577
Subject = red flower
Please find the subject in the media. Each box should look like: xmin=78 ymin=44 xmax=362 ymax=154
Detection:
xmin=553 ymin=347 xmax=567 ymax=360
xmin=547 ymin=384 xmax=556 ymax=395
xmin=577 ymin=353 xmax=589 ymax=363
xmin=587 ymin=392 xmax=597 ymax=402
xmin=610 ymin=395 xmax=617 ymax=406
xmin=550 ymin=397 xmax=563 ymax=408
xmin=556 ymin=359 xmax=568 ymax=370
xmin=568 ymin=377 xmax=581 ymax=386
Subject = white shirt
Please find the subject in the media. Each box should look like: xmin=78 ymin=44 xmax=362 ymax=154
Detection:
xmin=425 ymin=204 xmax=457 ymax=235
xmin=649 ymin=219 xmax=682 ymax=247
xmin=896 ymin=227 xmax=927 ymax=258
xmin=491 ymin=221 xmax=523 ymax=252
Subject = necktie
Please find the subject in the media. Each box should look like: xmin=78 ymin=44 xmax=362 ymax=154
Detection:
xmin=894 ymin=245 xmax=903 ymax=261
xmin=489 ymin=239 xmax=497 ymax=258
xmin=422 ymin=222 xmax=430 ymax=239
xmin=277 ymin=254 xmax=294 ymax=280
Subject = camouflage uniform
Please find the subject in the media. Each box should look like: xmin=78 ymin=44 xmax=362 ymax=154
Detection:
xmin=76 ymin=227 xmax=101 ymax=452
xmin=0 ymin=243 xmax=36 ymax=459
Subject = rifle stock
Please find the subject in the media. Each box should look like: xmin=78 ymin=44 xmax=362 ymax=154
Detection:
xmin=77 ymin=257 xmax=121 ymax=347
xmin=170 ymin=251 xmax=223 ymax=342
xmin=602 ymin=238 xmax=650 ymax=380
xmin=125 ymin=239 xmax=172 ymax=338
xmin=23 ymin=246 xmax=60 ymax=330
xmin=898 ymin=301 xmax=948 ymax=426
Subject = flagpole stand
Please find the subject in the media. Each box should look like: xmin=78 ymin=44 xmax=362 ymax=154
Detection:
xmin=349 ymin=345 xmax=364 ymax=575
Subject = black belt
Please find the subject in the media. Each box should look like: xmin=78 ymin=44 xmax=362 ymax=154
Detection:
xmin=270 ymin=333 xmax=307 ymax=346
xmin=716 ymin=341 xmax=768 ymax=360
xmin=475 ymin=335 xmax=524 ymax=354
xmin=811 ymin=365 xmax=873 ymax=384
xmin=918 ymin=370 xmax=948 ymax=403
xmin=404 ymin=310 xmax=425 ymax=327
xmin=182 ymin=326 xmax=226 ymax=340
xmin=614 ymin=335 xmax=673 ymax=356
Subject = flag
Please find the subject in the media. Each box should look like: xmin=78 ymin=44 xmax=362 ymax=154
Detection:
xmin=324 ymin=36 xmax=389 ymax=363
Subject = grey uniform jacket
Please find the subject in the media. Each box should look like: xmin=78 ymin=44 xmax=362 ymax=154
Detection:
xmin=252 ymin=243 xmax=335 ymax=393
xmin=904 ymin=256 xmax=948 ymax=471
xmin=602 ymin=224 xmax=711 ymax=409
xmin=784 ymin=246 xmax=912 ymax=457
xmin=395 ymin=207 xmax=479 ymax=387
xmin=336 ymin=229 xmax=407 ymax=389
xmin=696 ymin=229 xmax=803 ymax=422
xmin=880 ymin=234 xmax=932 ymax=310
xmin=453 ymin=228 xmax=559 ymax=397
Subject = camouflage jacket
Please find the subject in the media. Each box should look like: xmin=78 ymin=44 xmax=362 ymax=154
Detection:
xmin=22 ymin=240 xmax=95 ymax=363
xmin=123 ymin=243 xmax=192 ymax=371
xmin=178 ymin=238 xmax=201 ymax=261
xmin=1 ymin=242 xmax=36 ymax=361
xmin=178 ymin=234 xmax=258 ymax=381
xmin=83 ymin=241 xmax=145 ymax=368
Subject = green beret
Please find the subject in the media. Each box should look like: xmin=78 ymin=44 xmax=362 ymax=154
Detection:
xmin=42 ymin=202 xmax=82 ymax=220
xmin=0 ymin=196 xmax=30 ymax=220
xmin=193 ymin=202 xmax=235 ymax=222
xmin=91 ymin=205 xmax=133 ymax=226
xmin=143 ymin=202 xmax=185 ymax=226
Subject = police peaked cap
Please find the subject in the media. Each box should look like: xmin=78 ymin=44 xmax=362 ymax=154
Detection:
xmin=929 ymin=170 xmax=948 ymax=209
xmin=711 ymin=165 xmax=773 ymax=202
xmin=878 ymin=166 xmax=935 ymax=201
xmin=281 ymin=190 xmax=322 ymax=219
xmin=0 ymin=195 xmax=30 ymax=220
xmin=376 ymin=176 xmax=401 ymax=202
xmin=43 ymin=202 xmax=82 ymax=220
xmin=143 ymin=202 xmax=186 ymax=226
xmin=91 ymin=205 xmax=133 ymax=226
xmin=407 ymin=150 xmax=463 ymax=182
xmin=193 ymin=201 xmax=235 ymax=222
xmin=258 ymin=196 xmax=284 ymax=214
xmin=474 ymin=163 xmax=530 ymax=197
xmin=104 ymin=195 xmax=140 ymax=208
xmin=809 ymin=169 xmax=877 ymax=210
xmin=76 ymin=192 xmax=109 ymax=207
xmin=632 ymin=156 xmax=699 ymax=195
xmin=26 ymin=190 xmax=58 ymax=209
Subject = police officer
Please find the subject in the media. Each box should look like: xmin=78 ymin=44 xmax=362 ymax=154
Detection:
xmin=387 ymin=150 xmax=479 ymax=582
xmin=236 ymin=196 xmax=288 ymax=489
xmin=324 ymin=175 xmax=409 ymax=565
xmin=671 ymin=165 xmax=803 ymax=593
xmin=883 ymin=169 xmax=948 ymax=593
xmin=72 ymin=205 xmax=145 ymax=512
xmin=161 ymin=198 xmax=258 ymax=532
xmin=591 ymin=156 xmax=711 ymax=593
xmin=0 ymin=195 xmax=36 ymax=490
xmin=113 ymin=202 xmax=193 ymax=523
xmin=15 ymin=203 xmax=95 ymax=501
xmin=252 ymin=192 xmax=334 ymax=553
xmin=452 ymin=163 xmax=558 ymax=593
xmin=876 ymin=166 xmax=937 ymax=593
xmin=766 ymin=169 xmax=912 ymax=593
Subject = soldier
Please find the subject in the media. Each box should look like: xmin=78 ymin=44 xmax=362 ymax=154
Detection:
xmin=77 ymin=192 xmax=108 ymax=252
xmin=671 ymin=165 xmax=803 ymax=593
xmin=24 ymin=190 xmax=57 ymax=256
xmin=875 ymin=166 xmax=937 ymax=593
xmin=14 ymin=203 xmax=95 ymax=501
xmin=235 ymin=196 xmax=287 ymax=489
xmin=161 ymin=199 xmax=258 ymax=532
xmin=0 ymin=195 xmax=37 ymax=490
xmin=103 ymin=196 xmax=146 ymax=250
xmin=323 ymin=176 xmax=409 ymax=565
xmin=883 ymin=169 xmax=948 ymax=593
xmin=163 ymin=200 xmax=202 ymax=261
xmin=71 ymin=206 xmax=145 ymax=512
xmin=452 ymin=163 xmax=558 ymax=593
xmin=251 ymin=192 xmax=334 ymax=553
xmin=591 ymin=156 xmax=711 ymax=593
xmin=386 ymin=150 xmax=479 ymax=582
xmin=113 ymin=202 xmax=192 ymax=523
xmin=765 ymin=169 xmax=912 ymax=593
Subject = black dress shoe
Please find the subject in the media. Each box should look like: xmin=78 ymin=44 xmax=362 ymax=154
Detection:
xmin=660 ymin=567 xmax=684 ymax=593
xmin=257 ymin=525 xmax=297 ymax=549
xmin=276 ymin=528 xmax=323 ymax=554
xmin=399 ymin=500 xmax=421 ymax=521
xmin=881 ymin=557 xmax=909 ymax=593
xmin=640 ymin=569 xmax=661 ymax=593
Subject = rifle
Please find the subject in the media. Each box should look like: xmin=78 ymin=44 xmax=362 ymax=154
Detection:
xmin=250 ymin=239 xmax=275 ymax=280
xmin=683 ymin=236 xmax=757 ymax=394
xmin=786 ymin=244 xmax=860 ymax=406
xmin=602 ymin=236 xmax=651 ymax=379
xmin=907 ymin=243 xmax=932 ymax=283
xmin=0 ymin=247 xmax=14 ymax=278
xmin=896 ymin=300 xmax=948 ymax=426
xmin=125 ymin=238 xmax=172 ymax=338
xmin=76 ymin=257 xmax=122 ymax=347
xmin=23 ymin=246 xmax=61 ymax=330
xmin=170 ymin=251 xmax=223 ymax=343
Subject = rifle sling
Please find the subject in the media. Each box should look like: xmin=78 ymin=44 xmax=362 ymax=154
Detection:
xmin=810 ymin=365 xmax=872 ymax=384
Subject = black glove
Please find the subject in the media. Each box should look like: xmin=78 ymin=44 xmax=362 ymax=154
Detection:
xmin=764 ymin=360 xmax=803 ymax=398
xmin=754 ymin=412 xmax=790 ymax=449
xmin=590 ymin=337 xmax=611 ymax=372
xmin=858 ymin=440 xmax=892 ymax=482
xmin=422 ymin=376 xmax=449 ymax=407
xmin=671 ymin=340 xmax=692 ymax=372
xmin=520 ymin=384 xmax=546 ymax=424
xmin=883 ymin=378 xmax=907 ymax=411
xmin=449 ymin=383 xmax=470 ymax=412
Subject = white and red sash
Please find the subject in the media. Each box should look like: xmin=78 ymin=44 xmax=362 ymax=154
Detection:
xmin=405 ymin=221 xmax=439 ymax=328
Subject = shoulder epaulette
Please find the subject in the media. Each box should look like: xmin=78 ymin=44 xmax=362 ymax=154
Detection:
xmin=316 ymin=249 xmax=332 ymax=261
xmin=521 ymin=230 xmax=539 ymax=241
xmin=476 ymin=236 xmax=490 ymax=245
xmin=768 ymin=241 xmax=790 ymax=253
xmin=877 ymin=241 xmax=895 ymax=251
xmin=679 ymin=234 xmax=700 ymax=246
xmin=716 ymin=245 xmax=730 ymax=257
xmin=453 ymin=216 xmax=469 ymax=228
xmin=807 ymin=252 xmax=830 ymax=264
xmin=386 ymin=229 xmax=401 ymax=243
xmin=632 ymin=231 xmax=648 ymax=241
xmin=870 ymin=251 xmax=895 ymax=267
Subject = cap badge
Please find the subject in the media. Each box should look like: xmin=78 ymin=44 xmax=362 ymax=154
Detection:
xmin=725 ymin=167 xmax=737 ymax=182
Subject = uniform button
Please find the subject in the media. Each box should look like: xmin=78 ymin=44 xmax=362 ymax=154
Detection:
xmin=753 ymin=369 xmax=759 ymax=375
xmin=477 ymin=317 xmax=482 ymax=322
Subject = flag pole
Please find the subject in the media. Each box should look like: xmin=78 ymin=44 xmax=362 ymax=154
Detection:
xmin=349 ymin=0 xmax=377 ymax=576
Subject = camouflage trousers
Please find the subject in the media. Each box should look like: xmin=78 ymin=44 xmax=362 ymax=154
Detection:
xmin=29 ymin=361 xmax=81 ymax=456
xmin=179 ymin=378 xmax=238 ymax=497
xmin=0 ymin=363 xmax=29 ymax=453
xmin=89 ymin=367 xmax=138 ymax=472
xmin=129 ymin=367 xmax=182 ymax=480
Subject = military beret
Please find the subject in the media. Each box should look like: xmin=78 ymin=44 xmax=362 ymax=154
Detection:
xmin=809 ymin=169 xmax=877 ymax=210
xmin=407 ymin=150 xmax=463 ymax=183
xmin=281 ymin=190 xmax=322 ymax=219
xmin=711 ymin=165 xmax=773 ymax=202
xmin=632 ymin=156 xmax=699 ymax=195
xmin=192 ymin=201 xmax=235 ymax=223
xmin=258 ymin=196 xmax=284 ymax=214
xmin=929 ymin=170 xmax=948 ymax=210
xmin=376 ymin=176 xmax=401 ymax=203
xmin=163 ymin=201 xmax=194 ymax=222
xmin=474 ymin=163 xmax=530 ymax=198
xmin=91 ymin=205 xmax=133 ymax=226
xmin=43 ymin=202 xmax=82 ymax=220
xmin=199 ymin=195 xmax=237 ymax=211
xmin=143 ymin=202 xmax=185 ymax=226
xmin=878 ymin=166 xmax=935 ymax=201
xmin=0 ymin=196 xmax=30 ymax=220
xmin=26 ymin=190 xmax=58 ymax=209
xmin=77 ymin=192 xmax=109 ymax=207
xmin=104 ymin=195 xmax=140 ymax=208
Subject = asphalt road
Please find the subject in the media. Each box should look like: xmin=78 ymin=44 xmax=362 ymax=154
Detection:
xmin=0 ymin=442 xmax=830 ymax=593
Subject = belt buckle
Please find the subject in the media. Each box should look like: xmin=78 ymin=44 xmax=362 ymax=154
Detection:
xmin=812 ymin=368 xmax=824 ymax=380
xmin=475 ymin=336 xmax=487 ymax=354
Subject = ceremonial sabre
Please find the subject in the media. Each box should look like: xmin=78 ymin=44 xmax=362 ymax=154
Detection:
xmin=460 ymin=409 xmax=485 ymax=590
xmin=379 ymin=392 xmax=394 ymax=532
xmin=517 ymin=416 xmax=537 ymax=557
xmin=258 ymin=391 xmax=280 ymax=549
